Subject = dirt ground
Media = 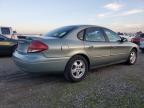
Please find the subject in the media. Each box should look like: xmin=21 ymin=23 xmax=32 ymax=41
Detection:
xmin=0 ymin=53 xmax=144 ymax=108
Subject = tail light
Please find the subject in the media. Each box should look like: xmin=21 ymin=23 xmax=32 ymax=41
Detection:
xmin=27 ymin=40 xmax=48 ymax=53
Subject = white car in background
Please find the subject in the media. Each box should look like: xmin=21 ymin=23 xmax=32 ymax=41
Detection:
xmin=0 ymin=26 xmax=17 ymax=39
xmin=119 ymin=34 xmax=136 ymax=42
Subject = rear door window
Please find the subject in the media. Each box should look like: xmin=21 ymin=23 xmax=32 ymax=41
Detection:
xmin=77 ymin=30 xmax=84 ymax=40
xmin=104 ymin=29 xmax=121 ymax=42
xmin=84 ymin=27 xmax=106 ymax=42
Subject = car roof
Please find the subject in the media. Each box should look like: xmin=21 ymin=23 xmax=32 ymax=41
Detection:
xmin=67 ymin=25 xmax=105 ymax=28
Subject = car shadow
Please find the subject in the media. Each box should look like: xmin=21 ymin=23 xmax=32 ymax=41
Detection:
xmin=0 ymin=63 xmax=126 ymax=84
xmin=0 ymin=58 xmax=139 ymax=87
xmin=0 ymin=71 xmax=66 ymax=83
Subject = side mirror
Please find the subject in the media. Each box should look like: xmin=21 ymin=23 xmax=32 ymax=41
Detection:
xmin=120 ymin=37 xmax=128 ymax=42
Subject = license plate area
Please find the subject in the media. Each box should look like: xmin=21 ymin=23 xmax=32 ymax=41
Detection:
xmin=17 ymin=40 xmax=30 ymax=53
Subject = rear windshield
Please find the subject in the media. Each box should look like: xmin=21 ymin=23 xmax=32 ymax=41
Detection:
xmin=44 ymin=26 xmax=77 ymax=38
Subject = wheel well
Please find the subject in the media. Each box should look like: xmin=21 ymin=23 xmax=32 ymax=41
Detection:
xmin=132 ymin=47 xmax=138 ymax=53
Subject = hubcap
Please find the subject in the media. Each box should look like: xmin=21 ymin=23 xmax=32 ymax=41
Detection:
xmin=71 ymin=60 xmax=86 ymax=79
xmin=130 ymin=51 xmax=136 ymax=64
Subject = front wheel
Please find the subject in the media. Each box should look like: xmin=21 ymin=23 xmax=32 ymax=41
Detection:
xmin=126 ymin=49 xmax=137 ymax=65
xmin=64 ymin=55 xmax=88 ymax=82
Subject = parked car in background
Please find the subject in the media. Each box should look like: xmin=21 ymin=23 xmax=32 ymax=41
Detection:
xmin=13 ymin=25 xmax=138 ymax=82
xmin=0 ymin=34 xmax=17 ymax=56
xmin=131 ymin=33 xmax=144 ymax=45
xmin=0 ymin=26 xmax=17 ymax=39
xmin=140 ymin=38 xmax=144 ymax=53
xmin=118 ymin=33 xmax=136 ymax=42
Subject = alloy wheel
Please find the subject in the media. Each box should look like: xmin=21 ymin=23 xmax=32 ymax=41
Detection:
xmin=130 ymin=51 xmax=136 ymax=64
xmin=71 ymin=60 xmax=86 ymax=79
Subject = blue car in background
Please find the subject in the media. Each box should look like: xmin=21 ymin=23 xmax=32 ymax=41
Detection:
xmin=0 ymin=34 xmax=17 ymax=56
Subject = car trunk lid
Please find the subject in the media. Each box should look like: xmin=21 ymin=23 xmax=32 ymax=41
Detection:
xmin=16 ymin=36 xmax=58 ymax=53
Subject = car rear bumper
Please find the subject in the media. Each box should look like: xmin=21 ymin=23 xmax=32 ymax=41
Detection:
xmin=13 ymin=51 xmax=70 ymax=73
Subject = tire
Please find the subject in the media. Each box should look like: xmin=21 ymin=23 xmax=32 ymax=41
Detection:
xmin=126 ymin=49 xmax=137 ymax=65
xmin=64 ymin=55 xmax=88 ymax=82
xmin=141 ymin=49 xmax=144 ymax=53
xmin=8 ymin=45 xmax=16 ymax=57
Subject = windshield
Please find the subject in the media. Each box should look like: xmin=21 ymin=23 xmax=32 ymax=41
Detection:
xmin=44 ymin=26 xmax=77 ymax=38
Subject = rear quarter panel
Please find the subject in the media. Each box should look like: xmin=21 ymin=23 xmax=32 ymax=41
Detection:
xmin=42 ymin=38 xmax=87 ymax=60
xmin=42 ymin=39 xmax=63 ymax=58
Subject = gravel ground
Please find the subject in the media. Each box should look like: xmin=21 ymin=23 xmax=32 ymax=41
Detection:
xmin=0 ymin=53 xmax=144 ymax=108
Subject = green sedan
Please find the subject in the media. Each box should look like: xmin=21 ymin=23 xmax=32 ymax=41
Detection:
xmin=13 ymin=25 xmax=139 ymax=82
xmin=0 ymin=34 xmax=17 ymax=56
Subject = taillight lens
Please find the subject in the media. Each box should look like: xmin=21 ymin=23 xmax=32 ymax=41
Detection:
xmin=28 ymin=40 xmax=48 ymax=53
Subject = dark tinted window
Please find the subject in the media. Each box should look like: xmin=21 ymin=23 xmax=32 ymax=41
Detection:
xmin=1 ymin=28 xmax=10 ymax=35
xmin=104 ymin=29 xmax=121 ymax=42
xmin=45 ymin=26 xmax=77 ymax=38
xmin=77 ymin=30 xmax=84 ymax=40
xmin=85 ymin=28 xmax=105 ymax=42
xmin=140 ymin=34 xmax=144 ymax=38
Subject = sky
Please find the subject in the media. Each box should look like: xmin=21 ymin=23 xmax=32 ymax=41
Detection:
xmin=0 ymin=0 xmax=144 ymax=34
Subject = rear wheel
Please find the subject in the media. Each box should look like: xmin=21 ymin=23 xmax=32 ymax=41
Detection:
xmin=64 ymin=55 xmax=88 ymax=82
xmin=126 ymin=49 xmax=137 ymax=65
